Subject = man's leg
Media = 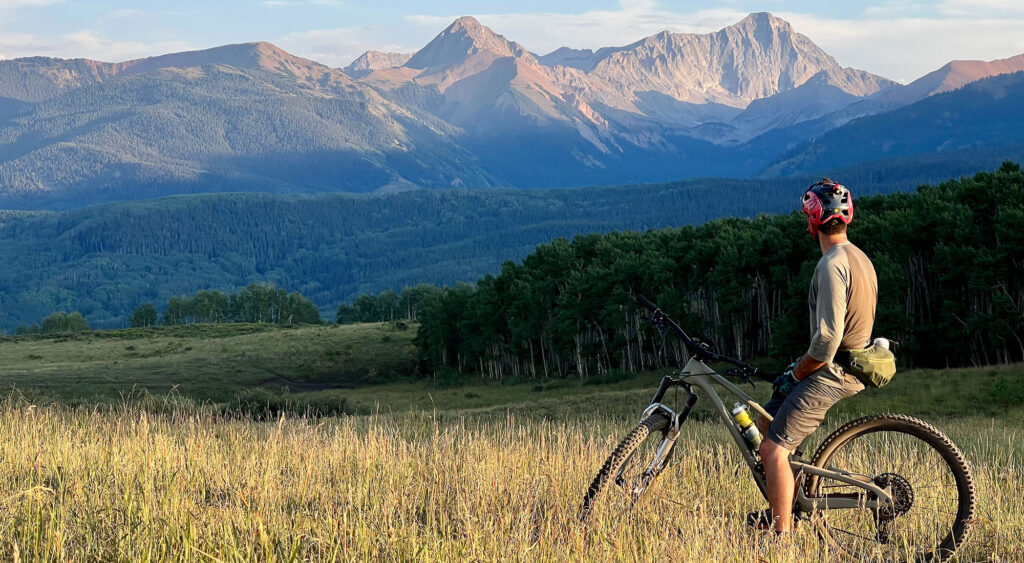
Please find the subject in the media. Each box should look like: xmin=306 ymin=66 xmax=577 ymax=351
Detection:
xmin=760 ymin=436 xmax=795 ymax=532
xmin=758 ymin=376 xmax=859 ymax=533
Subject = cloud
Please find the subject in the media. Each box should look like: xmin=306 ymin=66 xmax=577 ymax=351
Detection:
xmin=275 ymin=25 xmax=418 ymax=68
xmin=938 ymin=0 xmax=1024 ymax=16
xmin=0 ymin=30 xmax=192 ymax=62
xmin=261 ymin=0 xmax=346 ymax=6
xmin=863 ymin=1 xmax=930 ymax=16
xmin=777 ymin=12 xmax=1024 ymax=82
xmin=0 ymin=0 xmax=61 ymax=6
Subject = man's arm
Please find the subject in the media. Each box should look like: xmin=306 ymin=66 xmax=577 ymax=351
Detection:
xmin=801 ymin=262 xmax=849 ymax=379
xmin=793 ymin=355 xmax=826 ymax=380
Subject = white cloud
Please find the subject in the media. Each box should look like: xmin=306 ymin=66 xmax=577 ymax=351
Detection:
xmin=275 ymin=25 xmax=418 ymax=68
xmin=0 ymin=0 xmax=61 ymax=6
xmin=262 ymin=0 xmax=346 ymax=6
xmin=777 ymin=12 xmax=1024 ymax=82
xmin=939 ymin=0 xmax=1024 ymax=16
xmin=863 ymin=1 xmax=930 ymax=16
xmin=0 ymin=30 xmax=192 ymax=62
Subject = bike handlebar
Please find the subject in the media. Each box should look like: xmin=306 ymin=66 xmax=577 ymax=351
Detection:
xmin=635 ymin=294 xmax=772 ymax=382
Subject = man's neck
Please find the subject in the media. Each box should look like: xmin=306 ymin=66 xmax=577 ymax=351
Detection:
xmin=818 ymin=232 xmax=849 ymax=255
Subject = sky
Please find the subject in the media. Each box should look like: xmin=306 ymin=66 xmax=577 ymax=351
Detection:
xmin=1 ymin=1 xmax=1023 ymax=83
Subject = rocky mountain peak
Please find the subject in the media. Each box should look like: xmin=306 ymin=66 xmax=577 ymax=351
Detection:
xmin=734 ymin=11 xmax=792 ymax=31
xmin=448 ymin=16 xmax=485 ymax=34
xmin=343 ymin=51 xmax=413 ymax=77
xmin=404 ymin=16 xmax=528 ymax=72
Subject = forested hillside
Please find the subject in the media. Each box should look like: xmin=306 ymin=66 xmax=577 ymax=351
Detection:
xmin=0 ymin=176 xmax=809 ymax=330
xmin=413 ymin=163 xmax=1024 ymax=377
xmin=0 ymin=163 xmax=1015 ymax=331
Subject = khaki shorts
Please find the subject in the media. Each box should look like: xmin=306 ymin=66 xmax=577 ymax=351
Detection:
xmin=764 ymin=374 xmax=862 ymax=451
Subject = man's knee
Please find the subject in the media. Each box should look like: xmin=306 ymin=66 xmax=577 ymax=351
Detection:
xmin=759 ymin=436 xmax=788 ymax=462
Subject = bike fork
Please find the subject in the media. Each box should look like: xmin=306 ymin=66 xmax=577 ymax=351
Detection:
xmin=641 ymin=386 xmax=699 ymax=476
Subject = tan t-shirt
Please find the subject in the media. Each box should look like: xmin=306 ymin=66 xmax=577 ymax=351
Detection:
xmin=806 ymin=242 xmax=878 ymax=388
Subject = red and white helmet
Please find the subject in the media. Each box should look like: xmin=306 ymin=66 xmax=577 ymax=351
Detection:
xmin=801 ymin=178 xmax=853 ymax=237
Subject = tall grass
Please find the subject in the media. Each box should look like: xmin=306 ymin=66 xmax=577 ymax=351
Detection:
xmin=0 ymin=399 xmax=1019 ymax=561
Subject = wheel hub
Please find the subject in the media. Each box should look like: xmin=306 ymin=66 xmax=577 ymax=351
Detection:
xmin=874 ymin=472 xmax=914 ymax=521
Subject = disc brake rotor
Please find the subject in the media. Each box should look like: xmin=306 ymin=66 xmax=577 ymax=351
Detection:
xmin=872 ymin=472 xmax=915 ymax=543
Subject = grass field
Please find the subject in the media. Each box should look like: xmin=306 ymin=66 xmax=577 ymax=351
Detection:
xmin=0 ymin=323 xmax=417 ymax=407
xmin=0 ymin=398 xmax=1020 ymax=561
xmin=0 ymin=325 xmax=1021 ymax=560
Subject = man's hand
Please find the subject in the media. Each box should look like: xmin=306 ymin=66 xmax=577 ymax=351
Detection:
xmin=772 ymin=369 xmax=800 ymax=398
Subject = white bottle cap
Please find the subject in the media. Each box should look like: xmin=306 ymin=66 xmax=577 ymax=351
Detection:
xmin=873 ymin=337 xmax=890 ymax=350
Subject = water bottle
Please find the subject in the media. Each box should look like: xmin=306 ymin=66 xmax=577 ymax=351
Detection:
xmin=874 ymin=337 xmax=890 ymax=350
xmin=731 ymin=403 xmax=762 ymax=449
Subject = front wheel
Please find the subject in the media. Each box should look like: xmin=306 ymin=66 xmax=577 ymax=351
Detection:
xmin=805 ymin=414 xmax=976 ymax=561
xmin=578 ymin=413 xmax=673 ymax=522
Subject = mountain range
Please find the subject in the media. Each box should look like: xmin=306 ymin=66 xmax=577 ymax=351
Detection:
xmin=0 ymin=13 xmax=1023 ymax=208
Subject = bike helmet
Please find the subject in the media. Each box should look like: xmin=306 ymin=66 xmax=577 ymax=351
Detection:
xmin=801 ymin=178 xmax=853 ymax=237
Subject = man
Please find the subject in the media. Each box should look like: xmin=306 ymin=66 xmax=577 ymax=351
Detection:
xmin=749 ymin=178 xmax=878 ymax=535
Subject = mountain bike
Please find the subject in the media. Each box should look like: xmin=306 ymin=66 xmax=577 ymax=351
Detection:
xmin=578 ymin=295 xmax=976 ymax=561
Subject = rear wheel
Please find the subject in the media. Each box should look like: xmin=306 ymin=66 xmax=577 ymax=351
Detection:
xmin=578 ymin=413 xmax=673 ymax=522
xmin=805 ymin=414 xmax=975 ymax=561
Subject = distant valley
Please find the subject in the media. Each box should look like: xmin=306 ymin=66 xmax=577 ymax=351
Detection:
xmin=0 ymin=13 xmax=1022 ymax=208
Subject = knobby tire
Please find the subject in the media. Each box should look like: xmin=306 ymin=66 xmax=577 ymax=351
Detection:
xmin=578 ymin=413 xmax=671 ymax=522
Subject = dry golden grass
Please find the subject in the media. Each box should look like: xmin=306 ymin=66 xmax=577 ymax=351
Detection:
xmin=0 ymin=402 xmax=1019 ymax=562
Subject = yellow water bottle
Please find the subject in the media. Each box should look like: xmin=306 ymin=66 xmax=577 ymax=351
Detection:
xmin=732 ymin=403 xmax=762 ymax=449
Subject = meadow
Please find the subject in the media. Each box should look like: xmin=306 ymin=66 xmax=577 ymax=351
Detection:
xmin=0 ymin=323 xmax=417 ymax=409
xmin=0 ymin=324 xmax=1021 ymax=561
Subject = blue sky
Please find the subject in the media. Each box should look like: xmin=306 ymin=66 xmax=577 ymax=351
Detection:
xmin=2 ymin=1 xmax=1023 ymax=82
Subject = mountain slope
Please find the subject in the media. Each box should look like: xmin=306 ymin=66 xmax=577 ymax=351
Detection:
xmin=726 ymin=69 xmax=861 ymax=139
xmin=0 ymin=57 xmax=108 ymax=102
xmin=0 ymin=45 xmax=496 ymax=204
xmin=361 ymin=16 xmax=621 ymax=179
xmin=761 ymin=71 xmax=1024 ymax=176
xmin=790 ymin=52 xmax=1024 ymax=137
xmin=357 ymin=14 xmax=893 ymax=185
xmin=551 ymin=13 xmax=892 ymax=118
xmin=0 ymin=13 xmax=1014 ymax=207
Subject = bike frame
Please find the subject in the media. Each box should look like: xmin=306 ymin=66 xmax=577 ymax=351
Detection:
xmin=640 ymin=356 xmax=894 ymax=514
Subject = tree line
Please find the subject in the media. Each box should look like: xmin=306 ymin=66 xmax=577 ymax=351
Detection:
xmin=410 ymin=162 xmax=1024 ymax=378
xmin=15 ymin=311 xmax=91 ymax=335
xmin=335 ymin=285 xmax=444 ymax=324
xmin=130 ymin=283 xmax=321 ymax=327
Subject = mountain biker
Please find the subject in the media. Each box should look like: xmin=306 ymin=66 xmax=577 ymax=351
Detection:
xmin=749 ymin=178 xmax=878 ymax=535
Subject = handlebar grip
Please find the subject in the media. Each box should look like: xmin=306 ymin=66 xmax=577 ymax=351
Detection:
xmin=635 ymin=294 xmax=659 ymax=312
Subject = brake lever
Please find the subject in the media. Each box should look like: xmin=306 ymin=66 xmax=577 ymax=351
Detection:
xmin=721 ymin=367 xmax=756 ymax=391
xmin=649 ymin=312 xmax=668 ymax=336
